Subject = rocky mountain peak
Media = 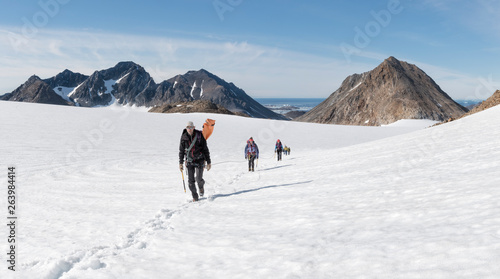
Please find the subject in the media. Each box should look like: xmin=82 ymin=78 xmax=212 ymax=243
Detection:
xmin=187 ymin=68 xmax=210 ymax=75
xmin=44 ymin=69 xmax=89 ymax=88
xmin=26 ymin=75 xmax=42 ymax=85
xmin=297 ymin=57 xmax=467 ymax=126
xmin=2 ymin=74 xmax=73 ymax=106
xmin=384 ymin=56 xmax=401 ymax=65
xmin=101 ymin=61 xmax=146 ymax=80
xmin=380 ymin=56 xmax=406 ymax=72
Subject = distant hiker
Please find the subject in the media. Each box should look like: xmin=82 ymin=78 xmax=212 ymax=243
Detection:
xmin=284 ymin=145 xmax=289 ymax=155
xmin=244 ymin=137 xmax=259 ymax=172
xmin=275 ymin=139 xmax=283 ymax=161
xmin=179 ymin=121 xmax=211 ymax=201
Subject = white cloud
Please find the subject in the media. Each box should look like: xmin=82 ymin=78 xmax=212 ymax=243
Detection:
xmin=0 ymin=26 xmax=350 ymax=97
xmin=0 ymin=26 xmax=483 ymax=100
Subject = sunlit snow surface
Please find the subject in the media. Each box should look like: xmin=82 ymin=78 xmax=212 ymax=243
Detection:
xmin=1 ymin=101 xmax=499 ymax=279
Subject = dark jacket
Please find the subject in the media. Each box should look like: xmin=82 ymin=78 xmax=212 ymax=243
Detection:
xmin=179 ymin=129 xmax=211 ymax=165
xmin=275 ymin=141 xmax=283 ymax=152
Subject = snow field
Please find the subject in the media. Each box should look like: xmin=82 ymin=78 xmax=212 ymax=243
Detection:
xmin=1 ymin=101 xmax=499 ymax=278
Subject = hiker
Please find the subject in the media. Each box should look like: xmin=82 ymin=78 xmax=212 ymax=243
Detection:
xmin=179 ymin=121 xmax=211 ymax=201
xmin=275 ymin=139 xmax=283 ymax=161
xmin=244 ymin=137 xmax=259 ymax=172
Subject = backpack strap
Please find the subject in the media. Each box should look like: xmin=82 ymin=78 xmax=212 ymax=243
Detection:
xmin=185 ymin=132 xmax=199 ymax=163
xmin=186 ymin=136 xmax=197 ymax=153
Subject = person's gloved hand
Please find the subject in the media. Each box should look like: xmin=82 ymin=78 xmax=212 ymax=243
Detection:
xmin=206 ymin=164 xmax=211 ymax=171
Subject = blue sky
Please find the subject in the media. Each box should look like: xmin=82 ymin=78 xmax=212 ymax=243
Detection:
xmin=1 ymin=0 xmax=499 ymax=99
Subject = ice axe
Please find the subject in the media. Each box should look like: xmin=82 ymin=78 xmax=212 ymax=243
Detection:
xmin=181 ymin=169 xmax=186 ymax=193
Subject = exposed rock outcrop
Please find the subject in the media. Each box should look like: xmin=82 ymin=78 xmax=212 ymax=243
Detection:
xmin=149 ymin=100 xmax=246 ymax=116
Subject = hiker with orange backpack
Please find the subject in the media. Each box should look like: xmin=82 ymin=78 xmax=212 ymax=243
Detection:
xmin=244 ymin=137 xmax=259 ymax=172
xmin=179 ymin=121 xmax=211 ymax=201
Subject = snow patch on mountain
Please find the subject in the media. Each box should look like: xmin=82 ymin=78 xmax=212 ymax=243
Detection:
xmin=190 ymin=81 xmax=197 ymax=98
xmin=103 ymin=79 xmax=117 ymax=95
xmin=53 ymin=86 xmax=76 ymax=102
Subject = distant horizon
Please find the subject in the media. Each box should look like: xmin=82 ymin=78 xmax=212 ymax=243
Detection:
xmin=1 ymin=60 xmax=493 ymax=102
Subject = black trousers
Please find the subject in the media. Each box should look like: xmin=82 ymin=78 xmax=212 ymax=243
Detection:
xmin=248 ymin=154 xmax=256 ymax=170
xmin=187 ymin=163 xmax=205 ymax=199
xmin=276 ymin=150 xmax=282 ymax=161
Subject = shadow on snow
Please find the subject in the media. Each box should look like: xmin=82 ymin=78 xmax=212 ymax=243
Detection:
xmin=259 ymin=164 xmax=293 ymax=171
xmin=210 ymin=180 xmax=313 ymax=201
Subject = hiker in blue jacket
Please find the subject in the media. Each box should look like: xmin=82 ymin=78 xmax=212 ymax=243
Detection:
xmin=244 ymin=137 xmax=259 ymax=172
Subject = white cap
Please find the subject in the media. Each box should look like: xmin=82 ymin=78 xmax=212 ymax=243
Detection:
xmin=186 ymin=121 xmax=194 ymax=127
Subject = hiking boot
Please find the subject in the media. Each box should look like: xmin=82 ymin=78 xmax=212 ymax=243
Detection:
xmin=199 ymin=188 xmax=204 ymax=197
xmin=193 ymin=196 xmax=199 ymax=202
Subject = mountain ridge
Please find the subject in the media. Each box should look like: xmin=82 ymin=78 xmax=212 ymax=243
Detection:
xmin=1 ymin=62 xmax=286 ymax=120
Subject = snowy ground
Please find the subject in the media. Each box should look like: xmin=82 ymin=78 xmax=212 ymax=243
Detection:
xmin=1 ymin=101 xmax=499 ymax=279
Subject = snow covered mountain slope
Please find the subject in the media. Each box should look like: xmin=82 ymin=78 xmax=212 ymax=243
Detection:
xmin=0 ymin=101 xmax=499 ymax=278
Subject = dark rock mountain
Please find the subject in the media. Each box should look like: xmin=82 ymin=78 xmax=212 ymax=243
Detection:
xmin=1 ymin=62 xmax=285 ymax=120
xmin=297 ymin=57 xmax=468 ymax=126
xmin=159 ymin=69 xmax=285 ymax=119
xmin=1 ymin=75 xmax=73 ymax=106
xmin=67 ymin=62 xmax=156 ymax=107
xmin=43 ymin=69 xmax=89 ymax=88
xmin=69 ymin=70 xmax=113 ymax=106
xmin=149 ymin=100 xmax=239 ymax=116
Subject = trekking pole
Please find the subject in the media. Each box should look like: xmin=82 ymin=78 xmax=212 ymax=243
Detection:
xmin=256 ymin=158 xmax=259 ymax=168
xmin=181 ymin=169 xmax=186 ymax=193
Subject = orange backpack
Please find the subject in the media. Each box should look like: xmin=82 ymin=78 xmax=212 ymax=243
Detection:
xmin=202 ymin=119 xmax=215 ymax=140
